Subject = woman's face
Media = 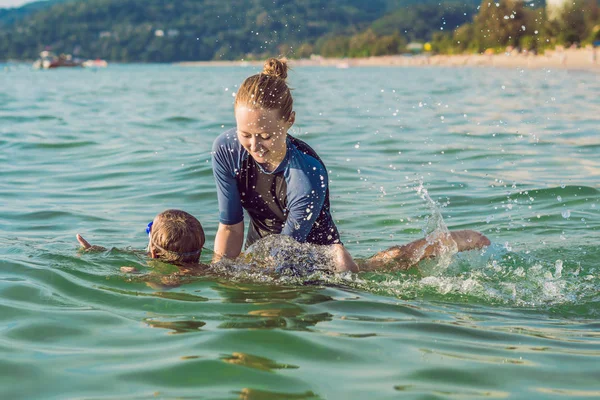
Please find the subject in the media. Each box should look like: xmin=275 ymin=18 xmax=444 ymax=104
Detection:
xmin=235 ymin=105 xmax=295 ymax=172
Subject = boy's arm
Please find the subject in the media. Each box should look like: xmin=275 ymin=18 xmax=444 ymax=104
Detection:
xmin=77 ymin=233 xmax=139 ymax=272
xmin=76 ymin=234 xmax=107 ymax=251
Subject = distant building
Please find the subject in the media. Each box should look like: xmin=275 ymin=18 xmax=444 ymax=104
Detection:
xmin=167 ymin=29 xmax=180 ymax=37
xmin=99 ymin=31 xmax=111 ymax=38
xmin=406 ymin=42 xmax=424 ymax=53
xmin=155 ymin=29 xmax=165 ymax=37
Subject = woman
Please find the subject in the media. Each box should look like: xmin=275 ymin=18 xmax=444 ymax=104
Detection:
xmin=212 ymin=57 xmax=359 ymax=272
xmin=211 ymin=57 xmax=489 ymax=273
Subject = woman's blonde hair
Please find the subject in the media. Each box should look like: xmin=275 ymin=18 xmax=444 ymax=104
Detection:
xmin=150 ymin=209 xmax=205 ymax=264
xmin=234 ymin=57 xmax=293 ymax=120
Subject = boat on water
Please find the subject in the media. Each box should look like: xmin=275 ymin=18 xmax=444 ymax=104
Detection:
xmin=33 ymin=51 xmax=83 ymax=69
xmin=33 ymin=51 xmax=108 ymax=69
xmin=82 ymin=59 xmax=108 ymax=68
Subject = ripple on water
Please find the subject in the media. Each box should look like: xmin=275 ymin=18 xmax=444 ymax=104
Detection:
xmin=1 ymin=65 xmax=600 ymax=398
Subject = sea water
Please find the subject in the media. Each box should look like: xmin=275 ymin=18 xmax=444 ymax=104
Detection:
xmin=1 ymin=63 xmax=599 ymax=399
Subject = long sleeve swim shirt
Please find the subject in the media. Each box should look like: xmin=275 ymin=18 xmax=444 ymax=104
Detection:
xmin=212 ymin=128 xmax=341 ymax=247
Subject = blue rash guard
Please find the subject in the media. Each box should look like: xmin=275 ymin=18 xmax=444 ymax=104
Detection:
xmin=212 ymin=128 xmax=341 ymax=248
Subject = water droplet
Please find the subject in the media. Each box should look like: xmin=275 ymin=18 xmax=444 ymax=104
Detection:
xmin=561 ymin=210 xmax=570 ymax=219
xmin=554 ymin=260 xmax=563 ymax=278
xmin=557 ymin=196 xmax=562 ymax=202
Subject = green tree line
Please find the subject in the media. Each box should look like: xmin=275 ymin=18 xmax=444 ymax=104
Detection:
xmin=4 ymin=0 xmax=595 ymax=62
xmin=431 ymin=0 xmax=600 ymax=54
xmin=0 ymin=0 xmax=477 ymax=62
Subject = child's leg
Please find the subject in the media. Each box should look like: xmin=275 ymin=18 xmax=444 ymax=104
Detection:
xmin=358 ymin=230 xmax=490 ymax=271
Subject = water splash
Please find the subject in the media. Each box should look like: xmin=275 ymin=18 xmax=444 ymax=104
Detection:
xmin=344 ymin=244 xmax=599 ymax=316
xmin=414 ymin=180 xmax=459 ymax=276
xmin=203 ymin=230 xmax=599 ymax=316
xmin=210 ymin=235 xmax=336 ymax=279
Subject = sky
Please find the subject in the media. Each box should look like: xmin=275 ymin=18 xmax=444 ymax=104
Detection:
xmin=0 ymin=0 xmax=42 ymax=8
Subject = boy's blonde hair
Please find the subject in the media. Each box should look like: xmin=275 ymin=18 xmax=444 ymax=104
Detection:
xmin=150 ymin=209 xmax=205 ymax=264
xmin=234 ymin=57 xmax=293 ymax=120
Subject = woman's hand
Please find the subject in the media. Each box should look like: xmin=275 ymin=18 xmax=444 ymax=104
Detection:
xmin=331 ymin=244 xmax=359 ymax=273
xmin=76 ymin=234 xmax=107 ymax=252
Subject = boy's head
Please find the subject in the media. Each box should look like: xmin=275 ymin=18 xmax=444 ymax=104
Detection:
xmin=148 ymin=209 xmax=205 ymax=264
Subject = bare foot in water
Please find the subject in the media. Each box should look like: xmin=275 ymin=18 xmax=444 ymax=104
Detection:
xmin=449 ymin=230 xmax=491 ymax=252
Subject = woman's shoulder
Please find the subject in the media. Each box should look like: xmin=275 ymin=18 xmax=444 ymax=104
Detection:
xmin=285 ymin=137 xmax=328 ymax=188
xmin=213 ymin=128 xmax=238 ymax=148
xmin=212 ymin=128 xmax=246 ymax=159
xmin=287 ymin=136 xmax=327 ymax=173
xmin=212 ymin=128 xmax=247 ymax=170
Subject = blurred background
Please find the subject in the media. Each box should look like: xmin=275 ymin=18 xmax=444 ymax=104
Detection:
xmin=1 ymin=0 xmax=599 ymax=63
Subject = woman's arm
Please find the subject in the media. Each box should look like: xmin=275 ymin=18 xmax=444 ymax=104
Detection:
xmin=213 ymin=221 xmax=245 ymax=262
xmin=212 ymin=132 xmax=245 ymax=262
xmin=331 ymin=243 xmax=359 ymax=273
xmin=282 ymin=154 xmax=331 ymax=242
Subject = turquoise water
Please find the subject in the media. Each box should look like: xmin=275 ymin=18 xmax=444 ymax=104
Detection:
xmin=1 ymin=63 xmax=599 ymax=399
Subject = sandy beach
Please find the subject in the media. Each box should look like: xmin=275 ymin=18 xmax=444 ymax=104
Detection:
xmin=178 ymin=47 xmax=600 ymax=71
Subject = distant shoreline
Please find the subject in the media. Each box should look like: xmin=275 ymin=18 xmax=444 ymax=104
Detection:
xmin=5 ymin=47 xmax=598 ymax=72
xmin=177 ymin=48 xmax=600 ymax=72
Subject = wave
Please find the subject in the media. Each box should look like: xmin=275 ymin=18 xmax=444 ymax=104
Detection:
xmin=163 ymin=116 xmax=199 ymax=124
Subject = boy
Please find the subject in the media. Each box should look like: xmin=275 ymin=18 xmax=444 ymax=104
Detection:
xmin=78 ymin=209 xmax=208 ymax=276
xmin=77 ymin=209 xmax=490 ymax=275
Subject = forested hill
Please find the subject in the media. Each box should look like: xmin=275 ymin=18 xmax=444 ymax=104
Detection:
xmin=0 ymin=0 xmax=479 ymax=62
xmin=0 ymin=0 xmax=68 ymax=24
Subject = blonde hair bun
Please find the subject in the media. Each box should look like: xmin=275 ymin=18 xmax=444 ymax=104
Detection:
xmin=263 ymin=57 xmax=288 ymax=80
